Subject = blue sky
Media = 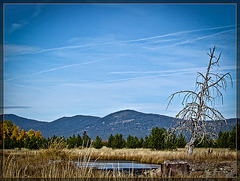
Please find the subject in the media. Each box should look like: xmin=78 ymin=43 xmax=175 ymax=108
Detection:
xmin=4 ymin=4 xmax=236 ymax=122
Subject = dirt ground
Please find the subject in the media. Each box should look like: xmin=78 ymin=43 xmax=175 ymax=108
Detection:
xmin=189 ymin=160 xmax=237 ymax=178
xmin=151 ymin=159 xmax=238 ymax=178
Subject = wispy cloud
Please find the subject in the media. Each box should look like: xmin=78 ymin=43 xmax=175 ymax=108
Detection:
xmin=168 ymin=29 xmax=235 ymax=48
xmin=110 ymin=67 xmax=205 ymax=75
xmin=68 ymin=65 xmax=236 ymax=85
xmin=12 ymin=24 xmax=235 ymax=55
xmin=61 ymin=67 xmax=205 ymax=86
xmin=4 ymin=44 xmax=41 ymax=57
xmin=120 ymin=24 xmax=235 ymax=43
xmin=110 ymin=66 xmax=236 ymax=75
xmin=9 ymin=20 xmax=28 ymax=34
xmin=5 ymin=55 xmax=123 ymax=81
xmin=8 ymin=5 xmax=43 ymax=34
xmin=31 ymin=5 xmax=42 ymax=18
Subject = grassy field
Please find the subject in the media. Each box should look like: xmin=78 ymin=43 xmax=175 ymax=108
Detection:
xmin=71 ymin=147 xmax=236 ymax=164
xmin=2 ymin=146 xmax=237 ymax=178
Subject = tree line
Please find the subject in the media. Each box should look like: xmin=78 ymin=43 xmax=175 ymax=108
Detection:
xmin=0 ymin=120 xmax=93 ymax=150
xmin=1 ymin=120 xmax=47 ymax=149
xmin=1 ymin=120 xmax=238 ymax=150
xmin=194 ymin=124 xmax=238 ymax=150
xmin=105 ymin=127 xmax=187 ymax=150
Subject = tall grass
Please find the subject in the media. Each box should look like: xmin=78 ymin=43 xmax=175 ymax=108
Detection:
xmin=70 ymin=147 xmax=236 ymax=164
xmin=3 ymin=141 xmax=135 ymax=178
xmin=2 ymin=144 xmax=237 ymax=178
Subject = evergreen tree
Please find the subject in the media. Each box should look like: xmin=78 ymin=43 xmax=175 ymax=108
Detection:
xmin=28 ymin=136 xmax=38 ymax=149
xmin=107 ymin=134 xmax=114 ymax=148
xmin=139 ymin=137 xmax=144 ymax=148
xmin=112 ymin=134 xmax=125 ymax=149
xmin=126 ymin=135 xmax=134 ymax=148
xmin=4 ymin=134 xmax=11 ymax=149
xmin=164 ymin=129 xmax=177 ymax=150
xmin=76 ymin=134 xmax=83 ymax=147
xmin=83 ymin=134 xmax=91 ymax=147
xmin=41 ymin=137 xmax=48 ymax=149
xmin=142 ymin=135 xmax=149 ymax=148
xmin=228 ymin=125 xmax=236 ymax=150
xmin=203 ymin=135 xmax=215 ymax=148
xmin=111 ymin=134 xmax=119 ymax=149
xmin=134 ymin=136 xmax=140 ymax=148
xmin=51 ymin=135 xmax=58 ymax=141
xmin=12 ymin=136 xmax=17 ymax=148
xmin=176 ymin=133 xmax=187 ymax=148
xmin=9 ymin=139 xmax=14 ymax=149
xmin=195 ymin=135 xmax=215 ymax=148
xmin=72 ymin=134 xmax=77 ymax=147
xmin=217 ymin=131 xmax=230 ymax=148
xmin=67 ymin=136 xmax=75 ymax=149
xmin=83 ymin=131 xmax=87 ymax=141
xmin=25 ymin=136 xmax=30 ymax=148
xmin=36 ymin=137 xmax=43 ymax=149
xmin=93 ymin=136 xmax=103 ymax=149
xmin=148 ymin=127 xmax=166 ymax=150
xmin=18 ymin=138 xmax=24 ymax=149
xmin=119 ymin=134 xmax=126 ymax=148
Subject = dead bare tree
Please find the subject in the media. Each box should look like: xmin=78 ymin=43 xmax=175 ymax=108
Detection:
xmin=167 ymin=46 xmax=232 ymax=156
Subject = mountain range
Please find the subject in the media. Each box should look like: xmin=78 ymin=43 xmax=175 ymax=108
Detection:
xmin=2 ymin=110 xmax=237 ymax=140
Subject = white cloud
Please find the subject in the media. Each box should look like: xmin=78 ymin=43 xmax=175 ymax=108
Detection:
xmin=9 ymin=20 xmax=28 ymax=33
xmin=4 ymin=44 xmax=41 ymax=57
xmin=8 ymin=5 xmax=43 ymax=34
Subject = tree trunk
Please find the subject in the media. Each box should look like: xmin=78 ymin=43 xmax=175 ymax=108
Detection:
xmin=187 ymin=143 xmax=194 ymax=156
xmin=187 ymin=136 xmax=195 ymax=156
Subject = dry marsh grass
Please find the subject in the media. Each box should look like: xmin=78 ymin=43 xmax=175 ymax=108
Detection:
xmin=70 ymin=147 xmax=236 ymax=164
xmin=2 ymin=146 xmax=237 ymax=178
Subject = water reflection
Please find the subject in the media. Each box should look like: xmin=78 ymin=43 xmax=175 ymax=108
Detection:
xmin=76 ymin=160 xmax=161 ymax=171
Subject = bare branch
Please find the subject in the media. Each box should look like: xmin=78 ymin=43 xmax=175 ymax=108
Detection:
xmin=204 ymin=72 xmax=232 ymax=91
xmin=166 ymin=90 xmax=200 ymax=109
xmin=167 ymin=46 xmax=231 ymax=156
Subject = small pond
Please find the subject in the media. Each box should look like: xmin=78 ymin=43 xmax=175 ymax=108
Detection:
xmin=75 ymin=160 xmax=161 ymax=171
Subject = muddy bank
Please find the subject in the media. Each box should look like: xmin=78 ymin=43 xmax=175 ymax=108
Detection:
xmin=145 ymin=159 xmax=237 ymax=178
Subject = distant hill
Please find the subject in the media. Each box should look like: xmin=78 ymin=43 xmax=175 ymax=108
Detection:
xmin=94 ymin=110 xmax=175 ymax=140
xmin=2 ymin=110 xmax=237 ymax=140
xmin=37 ymin=115 xmax=101 ymax=138
xmin=3 ymin=114 xmax=48 ymax=132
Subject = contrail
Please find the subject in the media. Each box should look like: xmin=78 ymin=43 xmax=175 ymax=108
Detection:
xmin=62 ymin=68 xmax=204 ymax=86
xmin=75 ymin=65 xmax=236 ymax=85
xmin=5 ymin=57 xmax=116 ymax=81
xmin=121 ymin=24 xmax=235 ymax=43
xmin=110 ymin=66 xmax=236 ymax=75
xmin=61 ymin=71 xmax=195 ymax=86
xmin=168 ymin=29 xmax=235 ymax=48
xmin=30 ymin=24 xmax=235 ymax=54
xmin=110 ymin=67 xmax=206 ymax=75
